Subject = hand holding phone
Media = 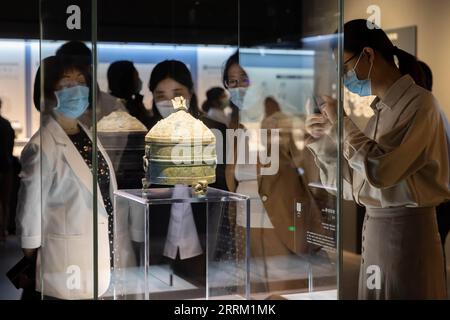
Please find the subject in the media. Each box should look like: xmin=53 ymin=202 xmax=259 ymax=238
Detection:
xmin=306 ymin=96 xmax=326 ymax=115
xmin=313 ymin=96 xmax=326 ymax=113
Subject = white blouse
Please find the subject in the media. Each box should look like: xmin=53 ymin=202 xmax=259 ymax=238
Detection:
xmin=163 ymin=185 xmax=203 ymax=260
xmin=308 ymin=75 xmax=450 ymax=208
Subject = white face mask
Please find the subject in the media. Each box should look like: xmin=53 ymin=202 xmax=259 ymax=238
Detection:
xmin=155 ymin=99 xmax=190 ymax=118
xmin=228 ymin=87 xmax=248 ymax=109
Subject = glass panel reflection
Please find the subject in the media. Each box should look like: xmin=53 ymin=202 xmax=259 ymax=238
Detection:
xmin=234 ymin=1 xmax=340 ymax=299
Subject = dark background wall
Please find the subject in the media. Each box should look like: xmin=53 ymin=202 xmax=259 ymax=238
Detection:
xmin=0 ymin=0 xmax=311 ymax=47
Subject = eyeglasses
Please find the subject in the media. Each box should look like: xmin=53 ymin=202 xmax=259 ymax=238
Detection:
xmin=225 ymin=78 xmax=250 ymax=88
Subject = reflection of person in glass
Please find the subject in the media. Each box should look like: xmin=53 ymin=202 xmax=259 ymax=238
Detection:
xmin=16 ymin=56 xmax=135 ymax=300
xmin=417 ymin=60 xmax=450 ymax=263
xmin=0 ymin=97 xmax=15 ymax=243
xmin=306 ymin=19 xmax=450 ymax=299
xmin=201 ymin=87 xmax=230 ymax=127
xmin=259 ymin=96 xmax=325 ymax=256
xmin=56 ymin=41 xmax=127 ymax=128
xmin=223 ymin=53 xmax=278 ymax=293
xmin=147 ymin=60 xmax=206 ymax=288
xmin=222 ymin=53 xmax=326 ymax=296
xmin=199 ymin=87 xmax=230 ymax=191
xmin=107 ymin=60 xmax=154 ymax=130
xmin=222 ymin=52 xmax=251 ymax=195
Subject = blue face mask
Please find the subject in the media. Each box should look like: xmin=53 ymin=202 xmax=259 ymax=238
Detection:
xmin=54 ymin=85 xmax=90 ymax=119
xmin=343 ymin=51 xmax=373 ymax=97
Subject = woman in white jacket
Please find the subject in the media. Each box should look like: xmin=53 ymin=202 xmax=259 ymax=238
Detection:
xmin=17 ymin=56 xmax=135 ymax=300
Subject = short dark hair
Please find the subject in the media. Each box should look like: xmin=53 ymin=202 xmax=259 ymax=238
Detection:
xmin=202 ymin=87 xmax=226 ymax=112
xmin=107 ymin=60 xmax=137 ymax=99
xmin=206 ymin=87 xmax=225 ymax=101
xmin=56 ymin=41 xmax=92 ymax=66
xmin=33 ymin=55 xmax=90 ymax=112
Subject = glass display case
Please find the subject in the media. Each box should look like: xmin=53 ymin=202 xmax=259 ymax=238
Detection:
xmin=32 ymin=0 xmax=344 ymax=300
xmin=111 ymin=187 xmax=249 ymax=300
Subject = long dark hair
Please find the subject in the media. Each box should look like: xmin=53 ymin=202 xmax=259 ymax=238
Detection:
xmin=148 ymin=60 xmax=200 ymax=119
xmin=418 ymin=60 xmax=433 ymax=91
xmin=336 ymin=19 xmax=425 ymax=88
xmin=222 ymin=51 xmax=240 ymax=88
xmin=222 ymin=51 xmax=241 ymax=129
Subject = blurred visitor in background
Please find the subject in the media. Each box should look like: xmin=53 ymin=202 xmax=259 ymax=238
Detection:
xmin=107 ymin=60 xmax=154 ymax=130
xmin=418 ymin=60 xmax=450 ymax=259
xmin=0 ymin=97 xmax=15 ymax=242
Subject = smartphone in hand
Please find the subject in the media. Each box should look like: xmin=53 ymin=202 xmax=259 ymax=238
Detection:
xmin=306 ymin=96 xmax=325 ymax=115
xmin=313 ymin=96 xmax=326 ymax=113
